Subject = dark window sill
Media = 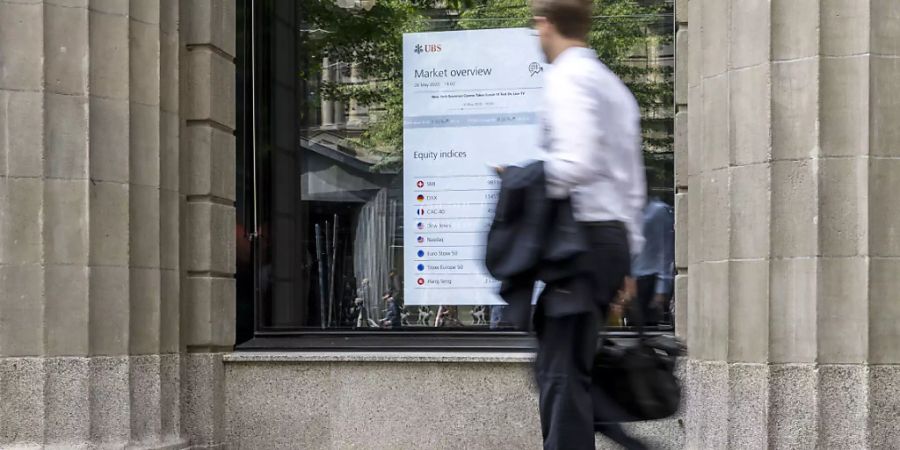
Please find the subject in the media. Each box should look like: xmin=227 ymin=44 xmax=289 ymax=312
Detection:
xmin=236 ymin=327 xmax=674 ymax=352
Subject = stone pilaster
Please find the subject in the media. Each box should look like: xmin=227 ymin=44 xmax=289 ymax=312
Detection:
xmin=680 ymin=0 xmax=900 ymax=447
xmin=346 ymin=62 xmax=367 ymax=130
xmin=673 ymin=0 xmax=689 ymax=341
xmin=0 ymin=0 xmax=185 ymax=448
xmin=321 ymin=57 xmax=335 ymax=128
xmin=179 ymin=0 xmax=236 ymax=448
xmin=867 ymin=0 xmax=900 ymax=446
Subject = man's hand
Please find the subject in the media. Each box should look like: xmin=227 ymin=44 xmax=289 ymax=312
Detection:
xmin=620 ymin=276 xmax=637 ymax=302
xmin=612 ymin=276 xmax=636 ymax=314
xmin=652 ymin=293 xmax=666 ymax=307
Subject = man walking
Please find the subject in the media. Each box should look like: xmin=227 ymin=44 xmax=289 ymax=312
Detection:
xmin=631 ymin=196 xmax=675 ymax=326
xmin=531 ymin=0 xmax=647 ymax=448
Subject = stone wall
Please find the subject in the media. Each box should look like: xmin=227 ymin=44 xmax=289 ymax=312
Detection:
xmin=224 ymin=354 xmax=686 ymax=450
xmin=676 ymin=0 xmax=900 ymax=447
xmin=0 ymin=1 xmax=235 ymax=448
xmin=179 ymin=0 xmax=236 ymax=448
xmin=4 ymin=0 xmax=899 ymax=448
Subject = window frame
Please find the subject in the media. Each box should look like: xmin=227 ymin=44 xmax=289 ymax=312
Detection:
xmin=234 ymin=0 xmax=675 ymax=351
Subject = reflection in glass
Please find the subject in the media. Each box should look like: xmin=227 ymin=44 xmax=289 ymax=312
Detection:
xmin=254 ymin=0 xmax=675 ymax=331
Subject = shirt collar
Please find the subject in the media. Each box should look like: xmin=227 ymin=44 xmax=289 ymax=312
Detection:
xmin=553 ymin=46 xmax=596 ymax=65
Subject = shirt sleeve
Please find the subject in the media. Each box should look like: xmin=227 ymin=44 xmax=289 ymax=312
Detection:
xmin=625 ymin=152 xmax=646 ymax=256
xmin=542 ymin=63 xmax=646 ymax=257
xmin=542 ymin=72 xmax=605 ymax=199
xmin=653 ymin=205 xmax=674 ymax=294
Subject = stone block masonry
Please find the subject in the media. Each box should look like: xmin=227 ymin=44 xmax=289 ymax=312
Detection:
xmin=0 ymin=0 xmax=236 ymax=448
xmin=679 ymin=0 xmax=900 ymax=446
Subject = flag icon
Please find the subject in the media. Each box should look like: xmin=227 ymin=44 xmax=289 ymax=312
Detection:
xmin=417 ymin=250 xmax=425 ymax=257
xmin=417 ymin=236 xmax=425 ymax=244
xmin=416 ymin=180 xmax=425 ymax=188
xmin=417 ymin=278 xmax=425 ymax=285
xmin=417 ymin=222 xmax=424 ymax=230
xmin=416 ymin=194 xmax=425 ymax=202
xmin=417 ymin=264 xmax=425 ymax=271
xmin=416 ymin=208 xmax=425 ymax=216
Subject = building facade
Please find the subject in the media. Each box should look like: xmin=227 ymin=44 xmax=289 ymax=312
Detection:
xmin=0 ymin=0 xmax=234 ymax=447
xmin=0 ymin=0 xmax=898 ymax=449
xmin=676 ymin=0 xmax=900 ymax=447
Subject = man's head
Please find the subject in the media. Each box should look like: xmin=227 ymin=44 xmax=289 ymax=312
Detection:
xmin=531 ymin=0 xmax=592 ymax=62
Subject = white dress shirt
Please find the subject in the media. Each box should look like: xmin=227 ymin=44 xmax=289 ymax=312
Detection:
xmin=541 ymin=46 xmax=647 ymax=255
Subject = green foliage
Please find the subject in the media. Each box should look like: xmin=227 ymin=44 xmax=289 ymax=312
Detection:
xmin=300 ymin=0 xmax=674 ymax=172
xmin=458 ymin=0 xmax=674 ymax=139
xmin=300 ymin=0 xmax=425 ymax=101
xmin=300 ymin=0 xmax=427 ymax=171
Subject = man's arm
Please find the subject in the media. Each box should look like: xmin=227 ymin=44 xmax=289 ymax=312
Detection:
xmin=543 ymin=74 xmax=605 ymax=199
xmin=654 ymin=205 xmax=675 ymax=295
xmin=625 ymin=136 xmax=646 ymax=256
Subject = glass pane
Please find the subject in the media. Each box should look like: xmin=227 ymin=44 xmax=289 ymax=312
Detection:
xmin=255 ymin=0 xmax=675 ymax=331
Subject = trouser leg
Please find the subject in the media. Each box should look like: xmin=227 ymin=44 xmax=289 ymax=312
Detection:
xmin=535 ymin=311 xmax=598 ymax=450
xmin=594 ymin=423 xmax=649 ymax=450
xmin=634 ymin=274 xmax=660 ymax=326
xmin=592 ymin=310 xmax=649 ymax=450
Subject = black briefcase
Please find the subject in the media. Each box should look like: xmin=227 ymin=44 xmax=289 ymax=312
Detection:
xmin=592 ymin=334 xmax=686 ymax=422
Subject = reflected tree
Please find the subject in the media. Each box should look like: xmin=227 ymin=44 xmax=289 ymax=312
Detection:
xmin=300 ymin=0 xmax=673 ymax=171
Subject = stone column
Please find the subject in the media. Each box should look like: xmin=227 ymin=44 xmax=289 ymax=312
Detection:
xmin=321 ymin=57 xmax=335 ymax=128
xmin=863 ymin=2 xmax=900 ymax=446
xmin=679 ymin=0 xmax=900 ymax=447
xmin=0 ymin=0 xmax=184 ymax=447
xmin=673 ymin=0 xmax=689 ymax=339
xmin=180 ymin=0 xmax=236 ymax=448
xmin=333 ymin=61 xmax=346 ymax=128
xmin=346 ymin=62 xmax=367 ymax=130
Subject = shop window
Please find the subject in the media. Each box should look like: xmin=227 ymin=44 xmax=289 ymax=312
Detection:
xmin=236 ymin=0 xmax=675 ymax=348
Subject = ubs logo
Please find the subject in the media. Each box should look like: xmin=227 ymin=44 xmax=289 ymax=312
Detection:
xmin=414 ymin=43 xmax=442 ymax=54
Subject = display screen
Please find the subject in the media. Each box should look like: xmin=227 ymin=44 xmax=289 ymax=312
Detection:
xmin=402 ymin=29 xmax=546 ymax=306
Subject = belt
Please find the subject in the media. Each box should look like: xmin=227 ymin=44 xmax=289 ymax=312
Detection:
xmin=580 ymin=220 xmax=625 ymax=229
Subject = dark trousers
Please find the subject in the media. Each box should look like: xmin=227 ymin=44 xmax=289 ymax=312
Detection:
xmin=534 ymin=223 xmax=647 ymax=450
xmin=535 ymin=312 xmax=649 ymax=450
xmin=635 ymin=275 xmax=662 ymax=326
xmin=535 ymin=311 xmax=597 ymax=450
xmin=633 ymin=274 xmax=673 ymax=326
